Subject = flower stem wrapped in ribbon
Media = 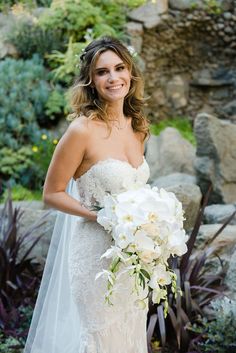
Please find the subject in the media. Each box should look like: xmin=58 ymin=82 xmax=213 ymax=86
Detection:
xmin=96 ymin=185 xmax=188 ymax=314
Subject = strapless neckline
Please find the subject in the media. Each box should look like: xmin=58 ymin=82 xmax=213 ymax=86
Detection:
xmin=76 ymin=156 xmax=147 ymax=182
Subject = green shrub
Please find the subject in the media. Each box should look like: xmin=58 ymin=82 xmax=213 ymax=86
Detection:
xmin=0 ymin=147 xmax=34 ymax=186
xmin=0 ymin=131 xmax=59 ymax=191
xmin=0 ymin=0 xmax=52 ymax=11
xmin=194 ymin=298 xmax=236 ymax=352
xmin=41 ymin=0 xmax=145 ymax=83
xmin=30 ymin=131 xmax=59 ymax=185
xmin=5 ymin=18 xmax=62 ymax=59
xmin=150 ymin=117 xmax=196 ymax=145
xmin=0 ymin=55 xmax=64 ymax=150
xmin=1 ymin=185 xmax=42 ymax=202
xmin=39 ymin=0 xmax=122 ymax=43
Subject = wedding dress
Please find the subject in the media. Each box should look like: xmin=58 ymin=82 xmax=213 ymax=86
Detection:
xmin=24 ymin=157 xmax=150 ymax=353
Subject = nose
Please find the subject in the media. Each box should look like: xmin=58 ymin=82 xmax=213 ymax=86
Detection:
xmin=107 ymin=70 xmax=117 ymax=83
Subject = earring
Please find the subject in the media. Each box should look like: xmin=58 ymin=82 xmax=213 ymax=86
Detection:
xmin=91 ymin=87 xmax=95 ymax=95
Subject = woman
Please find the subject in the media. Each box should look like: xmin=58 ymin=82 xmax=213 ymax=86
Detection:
xmin=24 ymin=36 xmax=150 ymax=353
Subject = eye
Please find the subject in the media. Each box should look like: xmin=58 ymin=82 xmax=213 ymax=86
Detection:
xmin=96 ymin=70 xmax=107 ymax=76
xmin=117 ymin=65 xmax=125 ymax=71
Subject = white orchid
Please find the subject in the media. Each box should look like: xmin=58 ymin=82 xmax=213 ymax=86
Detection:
xmin=149 ymin=264 xmax=172 ymax=288
xmin=96 ymin=184 xmax=188 ymax=309
xmin=113 ymin=224 xmax=135 ymax=249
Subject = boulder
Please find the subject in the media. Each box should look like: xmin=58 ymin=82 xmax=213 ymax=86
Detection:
xmin=152 ymin=172 xmax=197 ymax=189
xmin=195 ymin=224 xmax=236 ymax=274
xmin=165 ymin=183 xmax=202 ymax=231
xmin=18 ymin=206 xmax=57 ymax=265
xmin=225 ymin=245 xmax=236 ymax=299
xmin=169 ymin=0 xmax=202 ymax=10
xmin=166 ymin=75 xmax=188 ymax=109
xmin=125 ymin=22 xmax=143 ymax=54
xmin=145 ymin=128 xmax=196 ymax=183
xmin=169 ymin=0 xmax=233 ymax=11
xmin=128 ymin=0 xmax=168 ymax=29
xmin=204 ymin=204 xmax=236 ymax=225
xmin=194 ymin=113 xmax=236 ymax=203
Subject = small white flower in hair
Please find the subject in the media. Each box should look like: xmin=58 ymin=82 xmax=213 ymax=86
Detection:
xmin=127 ymin=45 xmax=138 ymax=58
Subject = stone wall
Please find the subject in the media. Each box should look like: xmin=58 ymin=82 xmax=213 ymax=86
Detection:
xmin=126 ymin=0 xmax=236 ymax=122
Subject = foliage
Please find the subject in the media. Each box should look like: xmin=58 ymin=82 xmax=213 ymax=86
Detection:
xmin=0 ymin=305 xmax=33 ymax=352
xmin=1 ymin=185 xmax=42 ymax=203
xmin=191 ymin=298 xmax=236 ymax=353
xmin=0 ymin=192 xmax=47 ymax=339
xmin=0 ymin=55 xmax=65 ymax=189
xmin=0 ymin=131 xmax=59 ymax=192
xmin=5 ymin=17 xmax=62 ymax=60
xmin=150 ymin=117 xmax=196 ymax=146
xmin=0 ymin=0 xmax=52 ymax=11
xmin=42 ymin=0 xmax=144 ymax=83
xmin=31 ymin=131 xmax=59 ymax=184
xmin=147 ymin=187 xmax=236 ymax=352
xmin=191 ymin=0 xmax=223 ymax=14
xmin=45 ymin=85 xmax=68 ymax=119
xmin=0 ymin=56 xmax=65 ymax=145
xmin=0 ymin=332 xmax=23 ymax=353
xmin=0 ymin=56 xmax=47 ymax=149
xmin=0 ymin=146 xmax=35 ymax=189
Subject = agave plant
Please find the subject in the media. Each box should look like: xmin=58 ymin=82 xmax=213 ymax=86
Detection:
xmin=147 ymin=185 xmax=236 ymax=353
xmin=0 ymin=190 xmax=49 ymax=337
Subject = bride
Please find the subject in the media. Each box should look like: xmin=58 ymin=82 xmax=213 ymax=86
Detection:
xmin=24 ymin=36 xmax=150 ymax=353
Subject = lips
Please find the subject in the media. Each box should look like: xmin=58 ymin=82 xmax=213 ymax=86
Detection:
xmin=107 ymin=84 xmax=123 ymax=90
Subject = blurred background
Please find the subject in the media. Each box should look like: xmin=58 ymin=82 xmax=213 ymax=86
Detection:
xmin=0 ymin=1 xmax=236 ymax=352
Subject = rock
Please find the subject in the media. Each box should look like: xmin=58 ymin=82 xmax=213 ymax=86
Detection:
xmin=125 ymin=22 xmax=143 ymax=53
xmin=196 ymin=224 xmax=236 ymax=274
xmin=128 ymin=0 xmax=168 ymax=29
xmin=152 ymin=88 xmax=167 ymax=106
xmin=12 ymin=203 xmax=57 ymax=265
xmin=169 ymin=0 xmax=203 ymax=10
xmin=204 ymin=204 xmax=236 ymax=225
xmin=0 ymin=40 xmax=18 ymax=59
xmin=194 ymin=113 xmax=236 ymax=203
xmin=221 ymin=99 xmax=236 ymax=120
xmin=165 ymin=183 xmax=202 ymax=231
xmin=145 ymin=128 xmax=196 ymax=183
xmin=166 ymin=75 xmax=188 ymax=109
xmin=152 ymin=172 xmax=197 ymax=189
xmin=225 ymin=245 xmax=236 ymax=299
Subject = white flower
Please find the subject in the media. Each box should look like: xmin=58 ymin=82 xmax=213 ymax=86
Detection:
xmin=97 ymin=208 xmax=113 ymax=232
xmin=134 ymin=230 xmax=160 ymax=264
xmin=149 ymin=264 xmax=172 ymax=288
xmin=113 ymin=224 xmax=135 ymax=249
xmin=167 ymin=225 xmax=188 ymax=256
xmin=152 ymin=286 xmax=167 ymax=304
xmin=115 ymin=202 xmax=144 ymax=226
xmin=140 ymin=223 xmax=159 ymax=239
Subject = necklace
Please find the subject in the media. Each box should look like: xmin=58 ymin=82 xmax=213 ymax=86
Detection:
xmin=111 ymin=117 xmax=129 ymax=130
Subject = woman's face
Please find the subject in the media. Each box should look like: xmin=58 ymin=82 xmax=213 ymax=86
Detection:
xmin=92 ymin=50 xmax=131 ymax=104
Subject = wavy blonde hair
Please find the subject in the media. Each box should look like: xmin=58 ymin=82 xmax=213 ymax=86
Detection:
xmin=69 ymin=36 xmax=149 ymax=140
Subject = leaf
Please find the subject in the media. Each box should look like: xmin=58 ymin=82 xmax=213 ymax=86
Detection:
xmin=140 ymin=268 xmax=151 ymax=280
xmin=157 ymin=305 xmax=166 ymax=347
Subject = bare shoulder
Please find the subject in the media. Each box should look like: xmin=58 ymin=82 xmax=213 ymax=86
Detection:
xmin=66 ymin=115 xmax=90 ymax=137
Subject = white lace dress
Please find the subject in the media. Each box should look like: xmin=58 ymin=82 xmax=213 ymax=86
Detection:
xmin=68 ymin=157 xmax=150 ymax=353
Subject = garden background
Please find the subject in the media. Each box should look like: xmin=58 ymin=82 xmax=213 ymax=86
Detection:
xmin=0 ymin=0 xmax=236 ymax=352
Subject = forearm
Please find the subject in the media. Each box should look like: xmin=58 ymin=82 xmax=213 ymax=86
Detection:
xmin=43 ymin=191 xmax=97 ymax=221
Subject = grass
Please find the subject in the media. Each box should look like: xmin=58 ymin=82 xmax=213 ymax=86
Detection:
xmin=150 ymin=117 xmax=196 ymax=146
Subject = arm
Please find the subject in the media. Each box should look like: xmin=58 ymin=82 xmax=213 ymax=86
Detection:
xmin=43 ymin=120 xmax=97 ymax=221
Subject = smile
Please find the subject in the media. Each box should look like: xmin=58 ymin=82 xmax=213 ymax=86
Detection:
xmin=107 ymin=84 xmax=123 ymax=90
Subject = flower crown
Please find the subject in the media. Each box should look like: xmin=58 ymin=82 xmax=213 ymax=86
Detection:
xmin=79 ymin=43 xmax=137 ymax=62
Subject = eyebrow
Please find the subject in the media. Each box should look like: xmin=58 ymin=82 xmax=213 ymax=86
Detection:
xmin=95 ymin=62 xmax=125 ymax=72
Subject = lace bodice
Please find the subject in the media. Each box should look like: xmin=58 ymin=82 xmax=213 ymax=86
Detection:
xmin=76 ymin=157 xmax=150 ymax=210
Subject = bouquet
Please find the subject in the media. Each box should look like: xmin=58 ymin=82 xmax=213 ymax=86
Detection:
xmin=96 ymin=185 xmax=188 ymax=313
